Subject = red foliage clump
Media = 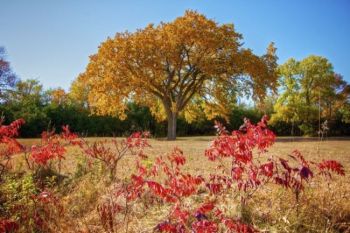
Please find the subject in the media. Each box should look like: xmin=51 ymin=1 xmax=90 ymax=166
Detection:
xmin=0 ymin=118 xmax=346 ymax=233
xmin=318 ymin=160 xmax=345 ymax=176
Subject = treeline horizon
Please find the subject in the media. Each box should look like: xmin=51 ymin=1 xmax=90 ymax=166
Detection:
xmin=0 ymin=78 xmax=349 ymax=138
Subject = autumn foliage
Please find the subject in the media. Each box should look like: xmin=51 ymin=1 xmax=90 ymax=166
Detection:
xmin=0 ymin=117 xmax=347 ymax=232
xmin=76 ymin=11 xmax=278 ymax=140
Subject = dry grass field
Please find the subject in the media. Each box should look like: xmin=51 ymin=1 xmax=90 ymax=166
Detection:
xmin=16 ymin=136 xmax=350 ymax=176
xmin=9 ymin=137 xmax=349 ymax=232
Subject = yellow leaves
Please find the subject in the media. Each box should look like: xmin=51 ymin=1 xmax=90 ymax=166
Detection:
xmin=149 ymin=100 xmax=167 ymax=122
xmin=75 ymin=10 xmax=277 ymax=125
xmin=272 ymin=55 xmax=342 ymax=125
xmin=49 ymin=88 xmax=67 ymax=105
xmin=69 ymin=74 xmax=90 ymax=106
xmin=89 ymin=93 xmax=128 ymax=120
xmin=133 ymin=93 xmax=167 ymax=122
xmin=182 ymin=96 xmax=206 ymax=123
xmin=202 ymin=102 xmax=231 ymax=122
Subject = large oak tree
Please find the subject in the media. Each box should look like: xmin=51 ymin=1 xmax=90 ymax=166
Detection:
xmin=77 ymin=11 xmax=277 ymax=140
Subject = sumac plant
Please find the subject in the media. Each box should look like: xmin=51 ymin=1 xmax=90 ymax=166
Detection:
xmin=0 ymin=117 xmax=346 ymax=233
xmin=0 ymin=120 xmax=72 ymax=232
xmin=98 ymin=116 xmax=345 ymax=233
xmin=22 ymin=125 xmax=81 ymax=174
xmin=205 ymin=116 xmax=345 ymax=216
xmin=0 ymin=118 xmax=25 ymax=179
xmin=79 ymin=131 xmax=151 ymax=181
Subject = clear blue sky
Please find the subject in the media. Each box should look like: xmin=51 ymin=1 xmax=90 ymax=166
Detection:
xmin=1 ymin=0 xmax=350 ymax=90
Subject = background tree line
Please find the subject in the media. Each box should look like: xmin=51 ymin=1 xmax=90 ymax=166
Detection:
xmin=0 ymin=77 xmax=349 ymax=138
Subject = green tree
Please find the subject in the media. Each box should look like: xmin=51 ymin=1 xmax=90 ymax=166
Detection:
xmin=3 ymin=79 xmax=48 ymax=136
xmin=271 ymin=56 xmax=349 ymax=135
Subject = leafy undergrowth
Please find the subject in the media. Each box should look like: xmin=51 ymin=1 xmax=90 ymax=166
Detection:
xmin=0 ymin=117 xmax=349 ymax=233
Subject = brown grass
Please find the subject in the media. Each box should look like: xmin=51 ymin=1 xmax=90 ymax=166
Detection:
xmin=13 ymin=137 xmax=350 ymax=232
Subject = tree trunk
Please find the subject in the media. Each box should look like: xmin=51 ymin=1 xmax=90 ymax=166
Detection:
xmin=167 ymin=112 xmax=177 ymax=140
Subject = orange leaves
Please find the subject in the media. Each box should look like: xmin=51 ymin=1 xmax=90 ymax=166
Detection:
xmin=49 ymin=88 xmax=67 ymax=105
xmin=78 ymin=11 xmax=277 ymax=140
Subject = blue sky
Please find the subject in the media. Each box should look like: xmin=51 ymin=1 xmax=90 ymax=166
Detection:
xmin=1 ymin=0 xmax=350 ymax=90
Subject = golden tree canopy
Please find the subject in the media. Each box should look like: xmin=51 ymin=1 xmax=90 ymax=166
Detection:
xmin=76 ymin=10 xmax=277 ymax=139
xmin=48 ymin=88 xmax=67 ymax=105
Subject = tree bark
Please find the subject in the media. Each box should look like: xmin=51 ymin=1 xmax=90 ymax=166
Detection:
xmin=167 ymin=112 xmax=177 ymax=140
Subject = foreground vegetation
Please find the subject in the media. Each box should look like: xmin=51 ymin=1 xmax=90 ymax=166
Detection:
xmin=1 ymin=117 xmax=349 ymax=232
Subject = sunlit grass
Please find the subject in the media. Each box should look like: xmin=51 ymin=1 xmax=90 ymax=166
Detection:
xmin=12 ymin=137 xmax=350 ymax=232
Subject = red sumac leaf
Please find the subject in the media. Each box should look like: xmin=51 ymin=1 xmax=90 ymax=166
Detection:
xmin=196 ymin=202 xmax=215 ymax=215
xmin=192 ymin=220 xmax=218 ymax=233
xmin=259 ymin=162 xmax=274 ymax=177
xmin=318 ymin=160 xmax=345 ymax=176
xmin=232 ymin=167 xmax=244 ymax=180
xmin=0 ymin=219 xmax=19 ymax=232
xmin=279 ymin=158 xmax=291 ymax=172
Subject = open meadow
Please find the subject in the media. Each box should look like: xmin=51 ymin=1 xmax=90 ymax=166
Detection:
xmin=17 ymin=137 xmax=350 ymax=177
xmin=6 ymin=136 xmax=349 ymax=232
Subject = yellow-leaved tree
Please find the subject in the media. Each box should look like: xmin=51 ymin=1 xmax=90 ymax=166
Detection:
xmin=271 ymin=55 xmax=350 ymax=135
xmin=75 ymin=11 xmax=278 ymax=140
xmin=47 ymin=88 xmax=67 ymax=105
